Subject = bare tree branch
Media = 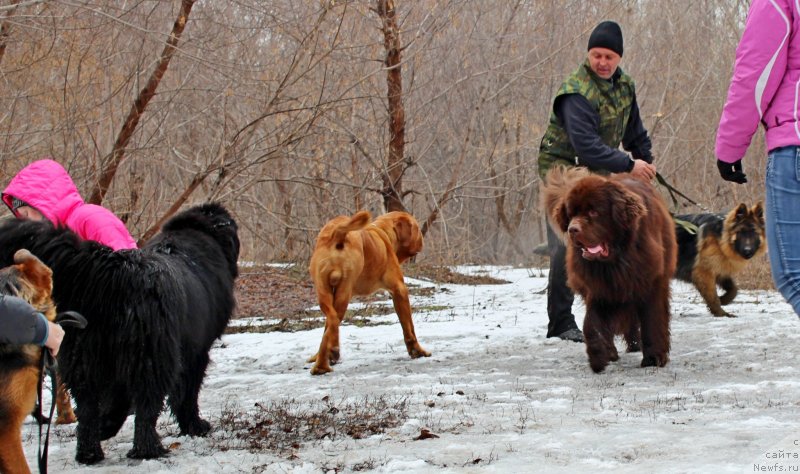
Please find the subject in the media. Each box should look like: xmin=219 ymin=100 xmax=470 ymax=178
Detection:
xmin=88 ymin=0 xmax=197 ymax=205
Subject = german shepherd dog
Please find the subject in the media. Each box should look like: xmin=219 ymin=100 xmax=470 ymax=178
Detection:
xmin=674 ymin=202 xmax=766 ymax=317
xmin=0 ymin=250 xmax=57 ymax=474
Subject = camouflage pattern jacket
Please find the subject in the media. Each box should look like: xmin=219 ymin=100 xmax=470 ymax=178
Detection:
xmin=538 ymin=60 xmax=644 ymax=178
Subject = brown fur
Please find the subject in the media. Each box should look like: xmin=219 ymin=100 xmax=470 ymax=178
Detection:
xmin=308 ymin=210 xmax=429 ymax=375
xmin=541 ymin=166 xmax=677 ymax=373
xmin=0 ymin=250 xmax=61 ymax=474
xmin=675 ymin=202 xmax=766 ymax=317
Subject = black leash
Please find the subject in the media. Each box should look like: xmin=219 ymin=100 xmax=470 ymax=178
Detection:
xmin=36 ymin=352 xmax=57 ymax=474
xmin=36 ymin=310 xmax=87 ymax=474
xmin=654 ymin=172 xmax=705 ymax=235
xmin=655 ymin=171 xmax=710 ymax=212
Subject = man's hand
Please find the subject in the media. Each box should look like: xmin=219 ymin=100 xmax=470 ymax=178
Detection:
xmin=630 ymin=159 xmax=656 ymax=181
xmin=717 ymin=159 xmax=747 ymax=184
xmin=44 ymin=320 xmax=64 ymax=356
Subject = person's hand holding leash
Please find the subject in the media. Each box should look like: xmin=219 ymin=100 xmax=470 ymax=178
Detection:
xmin=717 ymin=159 xmax=747 ymax=184
xmin=631 ymin=159 xmax=656 ymax=181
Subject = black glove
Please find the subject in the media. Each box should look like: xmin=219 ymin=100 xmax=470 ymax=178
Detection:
xmin=717 ymin=159 xmax=747 ymax=184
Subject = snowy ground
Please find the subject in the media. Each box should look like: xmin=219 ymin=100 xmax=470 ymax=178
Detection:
xmin=23 ymin=266 xmax=800 ymax=473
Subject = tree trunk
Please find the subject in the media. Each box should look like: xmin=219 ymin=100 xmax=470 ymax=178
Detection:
xmin=376 ymin=0 xmax=406 ymax=213
xmin=88 ymin=0 xmax=196 ymax=205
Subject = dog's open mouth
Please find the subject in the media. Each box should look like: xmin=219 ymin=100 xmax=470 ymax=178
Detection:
xmin=581 ymin=243 xmax=609 ymax=260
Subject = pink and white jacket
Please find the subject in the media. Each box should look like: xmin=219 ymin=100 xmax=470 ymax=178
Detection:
xmin=2 ymin=159 xmax=137 ymax=250
xmin=716 ymin=0 xmax=800 ymax=162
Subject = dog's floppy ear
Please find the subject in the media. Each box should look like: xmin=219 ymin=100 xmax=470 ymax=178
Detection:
xmin=394 ymin=214 xmax=412 ymax=244
xmin=12 ymin=248 xmax=53 ymax=301
xmin=606 ymin=181 xmax=647 ymax=232
xmin=552 ymin=200 xmax=570 ymax=234
xmin=393 ymin=213 xmax=423 ymax=261
xmin=540 ymin=186 xmax=570 ymax=235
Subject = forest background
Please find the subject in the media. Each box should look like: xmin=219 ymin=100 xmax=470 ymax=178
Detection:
xmin=0 ymin=0 xmax=768 ymax=283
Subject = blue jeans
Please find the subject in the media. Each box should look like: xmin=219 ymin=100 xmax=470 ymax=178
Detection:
xmin=765 ymin=145 xmax=800 ymax=317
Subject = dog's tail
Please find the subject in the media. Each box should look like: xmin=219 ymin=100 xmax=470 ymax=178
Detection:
xmin=540 ymin=165 xmax=590 ymax=205
xmin=327 ymin=211 xmax=371 ymax=287
xmin=540 ymin=165 xmax=589 ymax=235
xmin=332 ymin=210 xmax=372 ymax=248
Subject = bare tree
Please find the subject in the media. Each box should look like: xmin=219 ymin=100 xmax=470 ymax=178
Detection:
xmin=0 ymin=0 xmax=758 ymax=266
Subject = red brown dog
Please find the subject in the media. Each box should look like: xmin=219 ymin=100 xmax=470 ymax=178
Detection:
xmin=308 ymin=210 xmax=429 ymax=375
xmin=541 ymin=166 xmax=677 ymax=373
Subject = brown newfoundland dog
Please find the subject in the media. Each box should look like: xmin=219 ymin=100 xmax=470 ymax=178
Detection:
xmin=541 ymin=166 xmax=677 ymax=373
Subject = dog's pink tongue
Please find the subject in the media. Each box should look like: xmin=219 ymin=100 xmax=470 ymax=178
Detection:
xmin=586 ymin=244 xmax=607 ymax=256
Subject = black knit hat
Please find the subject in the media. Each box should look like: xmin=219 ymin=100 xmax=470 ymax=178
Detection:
xmin=587 ymin=21 xmax=623 ymax=57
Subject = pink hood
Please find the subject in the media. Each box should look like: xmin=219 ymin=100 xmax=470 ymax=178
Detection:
xmin=716 ymin=0 xmax=800 ymax=162
xmin=2 ymin=159 xmax=137 ymax=250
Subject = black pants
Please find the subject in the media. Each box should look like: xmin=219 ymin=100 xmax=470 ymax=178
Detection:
xmin=545 ymin=225 xmax=579 ymax=337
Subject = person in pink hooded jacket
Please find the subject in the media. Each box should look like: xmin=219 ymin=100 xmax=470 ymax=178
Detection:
xmin=2 ymin=159 xmax=137 ymax=250
xmin=715 ymin=0 xmax=800 ymax=317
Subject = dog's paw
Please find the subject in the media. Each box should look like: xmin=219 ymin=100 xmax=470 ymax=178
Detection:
xmin=625 ymin=341 xmax=641 ymax=353
xmin=127 ymin=442 xmax=169 ymax=460
xmin=640 ymin=354 xmax=669 ymax=368
xmin=181 ymin=418 xmax=212 ymax=437
xmin=407 ymin=342 xmax=431 ymax=359
xmin=409 ymin=348 xmax=431 ymax=358
xmin=76 ymin=445 xmax=105 ymax=465
xmin=56 ymin=412 xmax=78 ymax=425
xmin=589 ymin=359 xmax=608 ymax=373
xmin=307 ymin=352 xmax=318 ymax=363
xmin=710 ymin=307 xmax=732 ymax=317
xmin=310 ymin=363 xmax=333 ymax=375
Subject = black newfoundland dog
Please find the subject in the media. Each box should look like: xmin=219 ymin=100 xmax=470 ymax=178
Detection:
xmin=0 ymin=203 xmax=239 ymax=464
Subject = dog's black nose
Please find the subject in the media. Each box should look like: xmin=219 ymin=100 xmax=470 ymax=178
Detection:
xmin=740 ymin=247 xmax=756 ymax=259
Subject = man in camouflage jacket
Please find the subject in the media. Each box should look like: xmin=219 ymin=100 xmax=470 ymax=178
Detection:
xmin=538 ymin=21 xmax=656 ymax=343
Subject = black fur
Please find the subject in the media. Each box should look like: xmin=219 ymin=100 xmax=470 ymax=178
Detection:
xmin=0 ymin=203 xmax=239 ymax=464
xmin=674 ymin=213 xmax=724 ymax=282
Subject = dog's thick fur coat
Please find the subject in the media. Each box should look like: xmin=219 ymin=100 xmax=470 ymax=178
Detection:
xmin=541 ymin=167 xmax=676 ymax=373
xmin=308 ymin=210 xmax=429 ymax=375
xmin=674 ymin=202 xmax=766 ymax=317
xmin=0 ymin=203 xmax=239 ymax=464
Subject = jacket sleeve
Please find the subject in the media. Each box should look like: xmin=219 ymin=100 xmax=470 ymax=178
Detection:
xmin=622 ymin=95 xmax=653 ymax=163
xmin=555 ymin=94 xmax=634 ymax=173
xmin=0 ymin=295 xmax=48 ymax=345
xmin=715 ymin=0 xmax=790 ymax=162
xmin=72 ymin=205 xmax=138 ymax=250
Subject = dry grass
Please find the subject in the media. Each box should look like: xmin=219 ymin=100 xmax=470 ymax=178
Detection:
xmin=213 ymin=395 xmax=409 ymax=457
xmin=734 ymin=254 xmax=774 ymax=290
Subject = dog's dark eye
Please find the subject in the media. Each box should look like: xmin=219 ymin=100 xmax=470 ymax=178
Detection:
xmin=588 ymin=210 xmax=599 ymax=218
